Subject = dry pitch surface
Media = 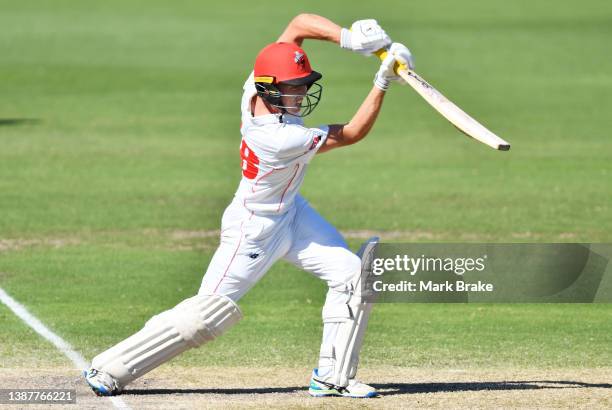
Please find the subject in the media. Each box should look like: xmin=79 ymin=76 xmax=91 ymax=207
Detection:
xmin=1 ymin=367 xmax=610 ymax=409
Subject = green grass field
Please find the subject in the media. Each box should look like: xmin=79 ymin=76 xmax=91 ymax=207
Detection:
xmin=1 ymin=0 xmax=611 ymax=387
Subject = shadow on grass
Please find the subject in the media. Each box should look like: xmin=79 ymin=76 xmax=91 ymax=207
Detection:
xmin=370 ymin=380 xmax=612 ymax=396
xmin=0 ymin=118 xmax=41 ymax=126
xmin=124 ymin=380 xmax=611 ymax=396
xmin=125 ymin=386 xmax=306 ymax=395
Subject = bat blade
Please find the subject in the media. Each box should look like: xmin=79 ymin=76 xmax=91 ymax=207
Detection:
xmin=398 ymin=69 xmax=510 ymax=151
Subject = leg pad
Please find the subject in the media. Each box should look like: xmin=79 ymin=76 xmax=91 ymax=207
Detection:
xmin=92 ymin=294 xmax=241 ymax=388
xmin=319 ymin=237 xmax=378 ymax=387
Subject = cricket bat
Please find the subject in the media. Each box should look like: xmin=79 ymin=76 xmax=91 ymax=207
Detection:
xmin=375 ymin=49 xmax=511 ymax=151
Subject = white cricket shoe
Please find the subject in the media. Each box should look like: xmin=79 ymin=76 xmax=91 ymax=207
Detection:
xmin=308 ymin=368 xmax=378 ymax=398
xmin=84 ymin=368 xmax=121 ymax=396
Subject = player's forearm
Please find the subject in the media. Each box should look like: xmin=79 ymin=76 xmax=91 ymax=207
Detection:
xmin=319 ymin=86 xmax=385 ymax=154
xmin=342 ymin=86 xmax=386 ymax=144
xmin=277 ymin=14 xmax=341 ymax=46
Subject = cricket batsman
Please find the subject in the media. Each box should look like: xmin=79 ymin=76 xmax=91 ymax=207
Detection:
xmin=85 ymin=13 xmax=413 ymax=398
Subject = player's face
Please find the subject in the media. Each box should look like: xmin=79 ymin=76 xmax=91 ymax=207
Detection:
xmin=278 ymin=84 xmax=308 ymax=115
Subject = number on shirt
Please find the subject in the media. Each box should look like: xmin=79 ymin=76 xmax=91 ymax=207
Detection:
xmin=240 ymin=139 xmax=259 ymax=179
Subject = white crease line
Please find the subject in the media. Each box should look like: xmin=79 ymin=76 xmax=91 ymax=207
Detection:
xmin=0 ymin=286 xmax=131 ymax=409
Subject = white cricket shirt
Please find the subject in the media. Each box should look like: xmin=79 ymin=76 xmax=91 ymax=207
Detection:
xmin=233 ymin=73 xmax=328 ymax=214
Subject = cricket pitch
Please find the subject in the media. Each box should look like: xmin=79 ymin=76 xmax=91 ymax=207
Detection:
xmin=1 ymin=366 xmax=610 ymax=409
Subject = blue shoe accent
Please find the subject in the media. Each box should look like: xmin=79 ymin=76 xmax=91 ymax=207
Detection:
xmin=308 ymin=368 xmax=341 ymax=397
xmin=308 ymin=368 xmax=379 ymax=398
xmin=84 ymin=368 xmax=116 ymax=396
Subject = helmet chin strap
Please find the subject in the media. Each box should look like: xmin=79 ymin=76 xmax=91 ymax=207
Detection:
xmin=262 ymin=97 xmax=299 ymax=118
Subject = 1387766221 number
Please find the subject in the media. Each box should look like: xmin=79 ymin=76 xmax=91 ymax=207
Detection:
xmin=240 ymin=139 xmax=259 ymax=179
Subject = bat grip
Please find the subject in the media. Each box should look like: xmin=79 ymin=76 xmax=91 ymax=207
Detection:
xmin=374 ymin=48 xmax=408 ymax=75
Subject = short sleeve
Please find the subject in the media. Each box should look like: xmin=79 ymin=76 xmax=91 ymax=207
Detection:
xmin=241 ymin=72 xmax=257 ymax=124
xmin=277 ymin=125 xmax=329 ymax=159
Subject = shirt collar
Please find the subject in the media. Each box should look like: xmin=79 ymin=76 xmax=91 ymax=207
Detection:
xmin=251 ymin=113 xmax=282 ymax=125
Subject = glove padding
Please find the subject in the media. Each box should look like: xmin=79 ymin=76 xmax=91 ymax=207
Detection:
xmin=373 ymin=42 xmax=415 ymax=91
xmin=341 ymin=19 xmax=391 ymax=55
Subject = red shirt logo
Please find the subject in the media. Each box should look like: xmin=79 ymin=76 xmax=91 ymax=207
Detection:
xmin=309 ymin=135 xmax=321 ymax=151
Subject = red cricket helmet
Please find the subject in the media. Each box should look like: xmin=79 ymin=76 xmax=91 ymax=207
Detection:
xmin=253 ymin=42 xmax=322 ymax=117
xmin=254 ymin=42 xmax=322 ymax=85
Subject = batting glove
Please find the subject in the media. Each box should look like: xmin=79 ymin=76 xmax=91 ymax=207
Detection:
xmin=340 ymin=19 xmax=392 ymax=55
xmin=373 ymin=42 xmax=415 ymax=91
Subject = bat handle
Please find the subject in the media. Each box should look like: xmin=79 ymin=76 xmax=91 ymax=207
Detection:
xmin=374 ymin=48 xmax=409 ymax=76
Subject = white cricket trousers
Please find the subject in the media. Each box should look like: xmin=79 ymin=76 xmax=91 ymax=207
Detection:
xmin=199 ymin=194 xmax=362 ymax=363
xmin=200 ymin=194 xmax=360 ymax=301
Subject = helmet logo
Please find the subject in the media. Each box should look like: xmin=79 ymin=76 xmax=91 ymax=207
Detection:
xmin=294 ymin=51 xmax=305 ymax=67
